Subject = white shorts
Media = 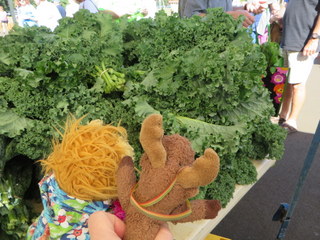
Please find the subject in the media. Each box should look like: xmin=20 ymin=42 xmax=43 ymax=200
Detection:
xmin=283 ymin=50 xmax=317 ymax=84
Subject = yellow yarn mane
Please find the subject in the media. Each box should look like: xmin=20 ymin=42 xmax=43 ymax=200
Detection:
xmin=40 ymin=116 xmax=134 ymax=201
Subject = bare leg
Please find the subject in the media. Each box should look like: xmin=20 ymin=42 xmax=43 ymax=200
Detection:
xmin=279 ymin=51 xmax=316 ymax=131
xmin=279 ymin=82 xmax=293 ymax=119
xmin=286 ymin=83 xmax=306 ymax=122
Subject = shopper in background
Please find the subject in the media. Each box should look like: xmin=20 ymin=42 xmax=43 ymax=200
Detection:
xmin=95 ymin=0 xmax=157 ymax=19
xmin=76 ymin=0 xmax=99 ymax=14
xmin=278 ymin=0 xmax=320 ymax=132
xmin=179 ymin=0 xmax=267 ymax=28
xmin=15 ymin=0 xmax=37 ymax=27
xmin=65 ymin=0 xmax=79 ymax=17
xmin=141 ymin=0 xmax=158 ymax=18
xmin=247 ymin=0 xmax=281 ymax=44
xmin=35 ymin=0 xmax=62 ymax=31
xmin=88 ymin=211 xmax=173 ymax=240
xmin=125 ymin=0 xmax=158 ymax=19
xmin=0 ymin=5 xmax=8 ymax=34
xmin=54 ymin=0 xmax=66 ymax=18
xmin=269 ymin=0 xmax=287 ymax=43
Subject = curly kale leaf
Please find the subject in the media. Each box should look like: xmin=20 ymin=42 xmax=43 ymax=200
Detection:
xmin=0 ymin=177 xmax=30 ymax=239
xmin=205 ymin=171 xmax=236 ymax=208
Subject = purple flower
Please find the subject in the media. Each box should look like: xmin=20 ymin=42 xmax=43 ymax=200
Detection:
xmin=274 ymin=93 xmax=282 ymax=104
xmin=271 ymin=72 xmax=286 ymax=84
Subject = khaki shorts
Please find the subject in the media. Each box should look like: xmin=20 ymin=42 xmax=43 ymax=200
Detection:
xmin=283 ymin=50 xmax=317 ymax=84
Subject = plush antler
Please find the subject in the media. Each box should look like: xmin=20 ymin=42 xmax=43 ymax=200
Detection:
xmin=139 ymin=114 xmax=167 ymax=168
xmin=176 ymin=148 xmax=220 ymax=188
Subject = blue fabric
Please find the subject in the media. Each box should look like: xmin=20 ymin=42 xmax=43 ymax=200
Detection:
xmin=27 ymin=174 xmax=112 ymax=240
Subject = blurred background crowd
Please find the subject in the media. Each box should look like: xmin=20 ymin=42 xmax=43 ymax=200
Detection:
xmin=0 ymin=0 xmax=286 ymax=39
xmin=0 ymin=0 xmax=161 ymax=34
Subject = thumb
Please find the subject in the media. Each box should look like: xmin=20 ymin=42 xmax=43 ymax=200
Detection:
xmin=155 ymin=223 xmax=173 ymax=240
xmin=88 ymin=211 xmax=125 ymax=240
xmin=111 ymin=213 xmax=126 ymax=239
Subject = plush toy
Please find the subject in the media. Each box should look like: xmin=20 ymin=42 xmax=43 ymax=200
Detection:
xmin=116 ymin=114 xmax=221 ymax=240
xmin=26 ymin=116 xmax=133 ymax=240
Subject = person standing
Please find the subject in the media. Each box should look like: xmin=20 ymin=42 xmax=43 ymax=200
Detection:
xmin=65 ymin=0 xmax=79 ymax=17
xmin=15 ymin=0 xmax=38 ymax=27
xmin=0 ymin=5 xmax=9 ymax=34
xmin=76 ymin=0 xmax=99 ymax=14
xmin=248 ymin=0 xmax=281 ymax=44
xmin=54 ymin=0 xmax=66 ymax=18
xmin=105 ymin=0 xmax=158 ymax=19
xmin=35 ymin=0 xmax=62 ymax=31
xmin=178 ymin=0 xmax=267 ymax=28
xmin=278 ymin=0 xmax=320 ymax=132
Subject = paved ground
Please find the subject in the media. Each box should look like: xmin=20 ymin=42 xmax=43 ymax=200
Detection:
xmin=213 ymin=131 xmax=320 ymax=240
xmin=212 ymin=62 xmax=320 ymax=240
xmin=297 ymin=60 xmax=320 ymax=134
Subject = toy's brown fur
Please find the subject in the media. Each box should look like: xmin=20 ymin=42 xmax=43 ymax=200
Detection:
xmin=116 ymin=114 xmax=221 ymax=240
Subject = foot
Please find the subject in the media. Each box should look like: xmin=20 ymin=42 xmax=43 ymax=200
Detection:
xmin=278 ymin=117 xmax=286 ymax=126
xmin=281 ymin=119 xmax=298 ymax=133
xmin=270 ymin=116 xmax=286 ymax=126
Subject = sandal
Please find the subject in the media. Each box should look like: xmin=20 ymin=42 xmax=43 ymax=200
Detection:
xmin=278 ymin=118 xmax=286 ymax=126
xmin=281 ymin=121 xmax=298 ymax=133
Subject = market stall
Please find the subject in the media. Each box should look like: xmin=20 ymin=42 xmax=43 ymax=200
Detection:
xmin=0 ymin=9 xmax=286 ymax=239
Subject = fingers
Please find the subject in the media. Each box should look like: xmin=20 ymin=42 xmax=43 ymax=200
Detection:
xmin=302 ymin=40 xmax=319 ymax=56
xmin=88 ymin=212 xmax=173 ymax=240
xmin=113 ymin=214 xmax=126 ymax=239
xmin=243 ymin=15 xmax=255 ymax=28
xmin=246 ymin=2 xmax=267 ymax=14
xmin=303 ymin=48 xmax=316 ymax=56
xmin=155 ymin=223 xmax=174 ymax=240
xmin=256 ymin=4 xmax=268 ymax=14
xmin=240 ymin=11 xmax=255 ymax=28
xmin=245 ymin=3 xmax=255 ymax=13
xmin=88 ymin=211 xmax=125 ymax=240
xmin=227 ymin=10 xmax=255 ymax=28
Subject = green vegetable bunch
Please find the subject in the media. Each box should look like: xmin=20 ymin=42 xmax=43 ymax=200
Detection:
xmin=94 ymin=62 xmax=126 ymax=93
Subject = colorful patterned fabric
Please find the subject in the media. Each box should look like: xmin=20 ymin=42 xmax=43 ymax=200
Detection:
xmin=26 ymin=174 xmax=114 ymax=240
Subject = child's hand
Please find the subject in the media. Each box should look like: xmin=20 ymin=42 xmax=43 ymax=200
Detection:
xmin=155 ymin=223 xmax=173 ymax=240
xmin=88 ymin=211 xmax=173 ymax=240
xmin=246 ymin=1 xmax=268 ymax=14
xmin=88 ymin=211 xmax=125 ymax=240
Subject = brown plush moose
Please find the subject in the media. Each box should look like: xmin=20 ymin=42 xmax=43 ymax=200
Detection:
xmin=116 ymin=114 xmax=221 ymax=240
